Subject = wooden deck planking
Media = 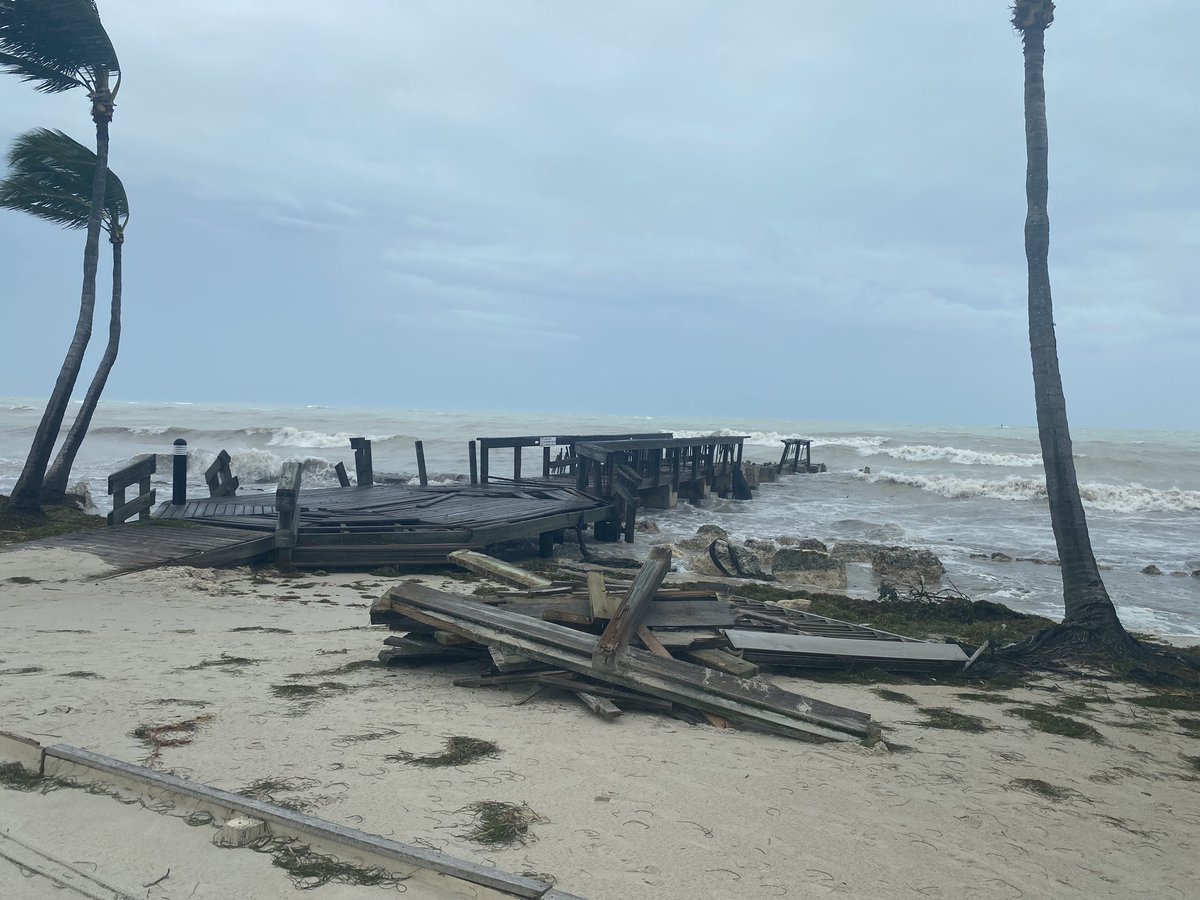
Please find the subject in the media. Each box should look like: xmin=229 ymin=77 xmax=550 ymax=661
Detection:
xmin=137 ymin=481 xmax=614 ymax=569
xmin=3 ymin=522 xmax=274 ymax=573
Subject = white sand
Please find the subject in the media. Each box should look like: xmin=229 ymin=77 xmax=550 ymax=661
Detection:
xmin=2 ymin=547 xmax=1199 ymax=899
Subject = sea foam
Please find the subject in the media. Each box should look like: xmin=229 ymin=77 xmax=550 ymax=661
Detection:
xmin=855 ymin=470 xmax=1200 ymax=513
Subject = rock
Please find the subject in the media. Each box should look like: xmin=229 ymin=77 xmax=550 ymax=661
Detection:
xmin=678 ymin=524 xmax=731 ymax=552
xmin=990 ymin=552 xmax=1013 ymax=562
xmin=728 ymin=544 xmax=768 ymax=579
xmin=687 ymin=552 xmax=726 ymax=578
xmin=871 ymin=546 xmax=945 ymax=583
xmin=636 ymin=518 xmax=660 ymax=534
xmin=829 ymin=541 xmax=889 ymax=563
xmin=1193 ymin=570 xmax=1200 ymax=579
xmin=1141 ymin=565 xmax=1163 ymax=576
xmin=776 ymin=536 xmax=828 ymax=551
xmin=743 ymin=538 xmax=778 ymax=561
xmin=688 ymin=542 xmax=767 ymax=579
xmin=771 ymin=548 xmax=848 ymax=590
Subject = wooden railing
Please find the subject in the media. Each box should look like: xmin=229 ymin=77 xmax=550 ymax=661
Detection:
xmin=474 ymin=433 xmax=671 ymax=484
xmin=108 ymin=455 xmax=156 ymax=525
xmin=204 ymin=449 xmax=239 ymax=497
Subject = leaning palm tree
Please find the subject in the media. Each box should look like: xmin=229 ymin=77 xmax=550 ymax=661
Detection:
xmin=0 ymin=0 xmax=120 ymax=515
xmin=0 ymin=128 xmax=128 ymax=504
xmin=1012 ymin=1 xmax=1139 ymax=656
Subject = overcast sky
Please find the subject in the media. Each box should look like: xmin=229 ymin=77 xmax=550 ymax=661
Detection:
xmin=1 ymin=1 xmax=1196 ymax=429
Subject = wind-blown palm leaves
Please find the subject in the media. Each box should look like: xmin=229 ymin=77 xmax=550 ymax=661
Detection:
xmin=1010 ymin=1 xmax=1138 ymax=656
xmin=1 ymin=0 xmax=120 ymax=515
xmin=0 ymin=127 xmax=126 ymax=226
xmin=0 ymin=0 xmax=119 ymax=96
xmin=0 ymin=128 xmax=128 ymax=503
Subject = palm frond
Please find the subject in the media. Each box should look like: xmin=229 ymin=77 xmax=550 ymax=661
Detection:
xmin=0 ymin=0 xmax=120 ymax=93
xmin=1 ymin=127 xmax=127 ymax=228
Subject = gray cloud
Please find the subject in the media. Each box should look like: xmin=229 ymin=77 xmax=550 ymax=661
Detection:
xmin=1 ymin=1 xmax=1197 ymax=427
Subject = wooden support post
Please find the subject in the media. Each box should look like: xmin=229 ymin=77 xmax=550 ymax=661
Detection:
xmin=468 ymin=441 xmax=478 ymax=485
xmin=575 ymin=456 xmax=590 ymax=492
xmin=415 ymin=440 xmax=428 ymax=486
xmin=513 ymin=446 xmax=522 ymax=480
xmin=592 ymin=545 xmax=672 ymax=672
xmin=334 ymin=461 xmax=350 ymax=487
xmin=274 ymin=462 xmax=303 ymax=568
xmin=350 ymin=437 xmax=373 ymax=486
xmin=777 ymin=442 xmax=789 ymax=473
xmin=480 ymin=442 xmax=490 ymax=484
xmin=542 ymin=446 xmax=551 ymax=478
xmin=538 ymin=530 xmax=555 ymax=558
xmin=670 ymin=448 xmax=681 ymax=493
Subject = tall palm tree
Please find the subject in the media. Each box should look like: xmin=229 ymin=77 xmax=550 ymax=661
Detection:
xmin=0 ymin=0 xmax=120 ymax=515
xmin=0 ymin=128 xmax=128 ymax=504
xmin=1012 ymin=1 xmax=1138 ymax=655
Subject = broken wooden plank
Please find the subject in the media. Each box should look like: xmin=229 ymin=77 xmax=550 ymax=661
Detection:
xmin=683 ymin=647 xmax=760 ymax=678
xmin=574 ymin=691 xmax=622 ymax=719
xmin=488 ymin=646 xmax=546 ymax=674
xmin=592 ymin=546 xmax=674 ymax=673
xmin=378 ymin=638 xmax=485 ymax=665
xmin=386 ymin=581 xmax=874 ymax=741
xmin=448 ymin=550 xmax=554 ymax=589
xmin=637 ymin=627 xmax=731 ymax=730
xmin=586 ymin=571 xmax=618 ymax=618
xmin=724 ymin=631 xmax=968 ymax=668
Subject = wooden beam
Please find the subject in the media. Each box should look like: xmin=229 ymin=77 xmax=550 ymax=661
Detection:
xmin=447 ymin=550 xmax=554 ymax=589
xmin=274 ymin=462 xmax=303 ymax=567
xmin=637 ymin=627 xmax=731 ymax=729
xmin=415 ymin=440 xmax=428 ymax=486
xmin=334 ymin=461 xmax=351 ymax=487
xmin=574 ymin=691 xmax=622 ymax=719
xmin=592 ymin=546 xmax=673 ymax=672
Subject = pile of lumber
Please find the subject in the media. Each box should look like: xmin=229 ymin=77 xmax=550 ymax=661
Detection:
xmin=370 ymin=548 xmax=883 ymax=744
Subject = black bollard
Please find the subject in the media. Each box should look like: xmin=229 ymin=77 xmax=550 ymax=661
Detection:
xmin=172 ymin=438 xmax=188 ymax=505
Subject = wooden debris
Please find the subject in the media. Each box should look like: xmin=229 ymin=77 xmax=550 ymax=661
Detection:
xmin=682 ymin=648 xmax=760 ymax=678
xmin=448 ymin=550 xmax=554 ymax=589
xmin=385 ymin=582 xmax=874 ymax=743
xmin=574 ymin=691 xmax=622 ymax=719
xmin=592 ymin=546 xmax=673 ymax=673
xmin=724 ymin=630 xmax=969 ymax=671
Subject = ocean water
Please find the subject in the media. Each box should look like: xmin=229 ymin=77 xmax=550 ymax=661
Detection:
xmin=3 ymin=398 xmax=1198 ymax=640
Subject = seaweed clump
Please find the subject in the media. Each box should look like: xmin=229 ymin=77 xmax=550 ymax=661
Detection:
xmin=387 ymin=735 xmax=499 ymax=767
xmin=915 ymin=707 xmax=990 ymax=733
xmin=460 ymin=800 xmax=544 ymax=846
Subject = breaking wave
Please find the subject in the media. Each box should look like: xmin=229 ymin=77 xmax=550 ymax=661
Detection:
xmin=855 ymin=470 xmax=1200 ymax=513
xmin=857 ymin=443 xmax=1042 ymax=467
xmin=265 ymin=427 xmax=398 ymax=449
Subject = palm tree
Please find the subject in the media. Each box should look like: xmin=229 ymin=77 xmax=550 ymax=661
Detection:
xmin=1012 ymin=1 xmax=1139 ymax=655
xmin=0 ymin=128 xmax=128 ymax=504
xmin=0 ymin=0 xmax=120 ymax=515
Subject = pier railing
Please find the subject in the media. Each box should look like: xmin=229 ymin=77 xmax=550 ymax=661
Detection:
xmin=107 ymin=454 xmax=156 ymax=525
xmin=474 ymin=433 xmax=671 ymax=484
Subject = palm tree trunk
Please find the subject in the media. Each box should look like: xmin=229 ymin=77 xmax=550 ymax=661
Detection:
xmin=6 ymin=84 xmax=111 ymax=515
xmin=1021 ymin=28 xmax=1131 ymax=646
xmin=43 ymin=227 xmax=122 ymax=505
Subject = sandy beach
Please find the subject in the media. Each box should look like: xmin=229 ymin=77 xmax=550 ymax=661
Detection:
xmin=3 ymin=545 xmax=1199 ymax=899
